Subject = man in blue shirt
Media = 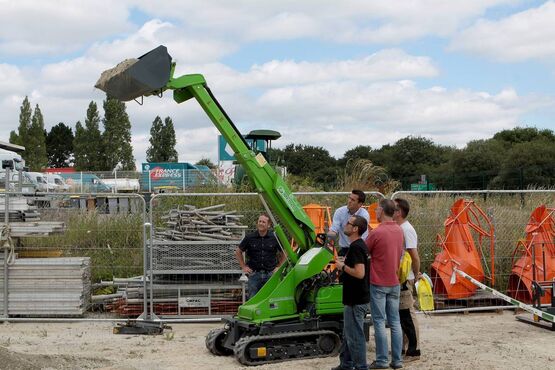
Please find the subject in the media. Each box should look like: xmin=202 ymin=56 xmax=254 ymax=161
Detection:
xmin=235 ymin=214 xmax=285 ymax=298
xmin=329 ymin=190 xmax=370 ymax=256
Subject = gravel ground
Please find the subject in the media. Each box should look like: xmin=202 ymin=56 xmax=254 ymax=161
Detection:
xmin=0 ymin=310 xmax=552 ymax=370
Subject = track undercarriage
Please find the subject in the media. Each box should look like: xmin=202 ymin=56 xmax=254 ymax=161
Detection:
xmin=206 ymin=316 xmax=344 ymax=365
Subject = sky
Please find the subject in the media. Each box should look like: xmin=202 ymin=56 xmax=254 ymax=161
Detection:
xmin=1 ymin=0 xmax=555 ymax=167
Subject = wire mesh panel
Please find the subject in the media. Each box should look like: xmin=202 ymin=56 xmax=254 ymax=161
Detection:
xmin=391 ymin=190 xmax=555 ymax=309
xmin=0 ymin=191 xmax=146 ymax=318
xmin=146 ymin=191 xmax=385 ymax=318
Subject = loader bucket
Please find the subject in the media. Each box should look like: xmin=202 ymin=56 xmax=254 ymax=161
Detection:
xmin=95 ymin=45 xmax=172 ymax=101
xmin=430 ymin=199 xmax=495 ymax=299
xmin=507 ymin=205 xmax=555 ymax=304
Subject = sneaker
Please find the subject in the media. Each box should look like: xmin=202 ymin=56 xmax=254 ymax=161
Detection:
xmin=403 ymin=354 xmax=420 ymax=363
xmin=389 ymin=362 xmax=403 ymax=369
xmin=331 ymin=366 xmax=354 ymax=370
xmin=368 ymin=361 xmax=389 ymax=369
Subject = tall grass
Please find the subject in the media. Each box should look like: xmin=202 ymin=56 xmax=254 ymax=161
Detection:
xmin=21 ymin=210 xmax=144 ymax=282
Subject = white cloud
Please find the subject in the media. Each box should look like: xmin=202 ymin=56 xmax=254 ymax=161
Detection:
xmin=133 ymin=0 xmax=513 ymax=44
xmin=1 ymin=1 xmax=552 ymax=167
xmin=0 ymin=0 xmax=133 ymax=56
xmin=450 ymin=1 xmax=555 ymax=62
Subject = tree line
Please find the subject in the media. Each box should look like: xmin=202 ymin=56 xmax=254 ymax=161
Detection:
xmin=268 ymin=127 xmax=555 ymax=191
xmin=9 ymin=96 xmax=179 ymax=171
xmin=9 ymin=96 xmax=554 ymax=190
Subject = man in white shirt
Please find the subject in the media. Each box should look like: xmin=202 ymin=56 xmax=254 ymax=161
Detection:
xmin=394 ymin=198 xmax=422 ymax=362
xmin=328 ymin=190 xmax=370 ymax=256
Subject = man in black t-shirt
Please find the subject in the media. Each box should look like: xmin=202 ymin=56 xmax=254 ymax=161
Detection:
xmin=333 ymin=215 xmax=370 ymax=370
xmin=235 ymin=214 xmax=285 ymax=298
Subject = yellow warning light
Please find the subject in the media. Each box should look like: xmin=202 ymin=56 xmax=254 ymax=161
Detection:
xmin=257 ymin=347 xmax=267 ymax=357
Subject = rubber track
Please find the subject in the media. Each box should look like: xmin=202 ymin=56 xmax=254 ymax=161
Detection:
xmin=206 ymin=327 xmax=233 ymax=356
xmin=233 ymin=329 xmax=340 ymax=366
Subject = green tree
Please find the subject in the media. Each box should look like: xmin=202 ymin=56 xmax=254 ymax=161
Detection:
xmin=448 ymin=139 xmax=506 ymax=189
xmin=382 ymin=136 xmax=454 ymax=189
xmin=73 ymin=121 xmax=88 ymax=170
xmin=338 ymin=145 xmax=373 ymax=167
xmin=146 ymin=116 xmax=164 ymax=162
xmin=195 ymin=158 xmax=216 ymax=169
xmin=84 ymin=101 xmax=104 ymax=170
xmin=26 ymin=104 xmax=48 ymax=171
xmin=162 ymin=116 xmax=178 ymax=162
xmin=282 ymin=144 xmax=338 ymax=189
xmin=146 ymin=116 xmax=178 ymax=162
xmin=493 ymin=127 xmax=555 ymax=145
xmin=493 ymin=139 xmax=555 ymax=188
xmin=46 ymin=122 xmax=74 ymax=167
xmin=10 ymin=96 xmax=32 ymax=150
xmin=102 ymin=96 xmax=135 ymax=170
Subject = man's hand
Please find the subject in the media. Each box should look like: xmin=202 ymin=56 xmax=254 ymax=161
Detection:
xmin=334 ymin=256 xmax=345 ymax=272
xmin=416 ymin=271 xmax=423 ymax=280
xmin=242 ymin=265 xmax=253 ymax=274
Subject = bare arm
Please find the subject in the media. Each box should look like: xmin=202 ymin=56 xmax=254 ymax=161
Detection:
xmin=273 ymin=251 xmax=287 ymax=272
xmin=235 ymin=247 xmax=252 ymax=274
xmin=407 ymin=248 xmax=421 ymax=279
xmin=334 ymin=259 xmax=365 ymax=280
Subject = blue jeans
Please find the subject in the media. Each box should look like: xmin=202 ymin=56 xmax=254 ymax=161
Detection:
xmin=339 ymin=303 xmax=369 ymax=370
xmin=247 ymin=271 xmax=272 ymax=298
xmin=369 ymin=284 xmax=403 ymax=367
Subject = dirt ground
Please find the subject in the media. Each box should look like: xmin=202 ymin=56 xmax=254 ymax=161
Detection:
xmin=0 ymin=311 xmax=552 ymax=370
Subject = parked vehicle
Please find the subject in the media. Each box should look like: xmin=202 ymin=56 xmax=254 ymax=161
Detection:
xmin=102 ymin=178 xmax=140 ymax=192
xmin=141 ymin=162 xmax=218 ymax=192
xmin=45 ymin=173 xmax=71 ymax=192
xmin=0 ymin=170 xmax=37 ymax=193
xmin=59 ymin=173 xmax=112 ymax=193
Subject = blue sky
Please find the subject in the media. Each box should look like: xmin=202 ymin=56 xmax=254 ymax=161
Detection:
xmin=1 ymin=0 xmax=554 ymax=167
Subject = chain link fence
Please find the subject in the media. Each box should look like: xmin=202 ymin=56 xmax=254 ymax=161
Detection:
xmin=0 ymin=191 xmax=146 ymax=317
xmin=391 ymin=190 xmax=555 ymax=308
xmin=2 ymin=189 xmax=552 ymax=319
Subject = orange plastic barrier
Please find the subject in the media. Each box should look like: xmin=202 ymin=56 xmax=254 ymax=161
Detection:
xmin=302 ymin=203 xmax=332 ymax=234
xmin=507 ymin=205 xmax=555 ymax=304
xmin=366 ymin=202 xmax=380 ymax=230
xmin=430 ymin=199 xmax=495 ymax=299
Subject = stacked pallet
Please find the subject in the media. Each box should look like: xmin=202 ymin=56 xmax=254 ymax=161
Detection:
xmin=0 ymin=257 xmax=91 ymax=316
xmin=0 ymin=196 xmax=64 ymax=236
xmin=155 ymin=204 xmax=247 ymax=241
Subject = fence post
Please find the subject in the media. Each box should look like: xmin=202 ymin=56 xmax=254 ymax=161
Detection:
xmin=80 ymin=171 xmax=83 ymax=193
xmin=182 ymin=168 xmax=186 ymax=191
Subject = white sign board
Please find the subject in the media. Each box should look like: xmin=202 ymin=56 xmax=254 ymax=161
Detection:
xmin=178 ymin=296 xmax=210 ymax=308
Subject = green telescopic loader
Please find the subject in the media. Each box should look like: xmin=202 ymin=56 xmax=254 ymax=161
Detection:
xmin=95 ymin=45 xmax=368 ymax=365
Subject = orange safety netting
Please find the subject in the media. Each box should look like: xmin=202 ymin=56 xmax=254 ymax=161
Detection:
xmin=507 ymin=205 xmax=555 ymax=304
xmin=430 ymin=199 xmax=495 ymax=299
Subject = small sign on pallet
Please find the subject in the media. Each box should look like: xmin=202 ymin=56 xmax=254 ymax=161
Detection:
xmin=179 ymin=296 xmax=210 ymax=308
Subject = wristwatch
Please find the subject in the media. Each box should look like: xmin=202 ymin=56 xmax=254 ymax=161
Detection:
xmin=342 ymin=265 xmax=346 ymax=272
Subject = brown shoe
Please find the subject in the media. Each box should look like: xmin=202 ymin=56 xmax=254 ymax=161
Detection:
xmin=403 ymin=354 xmax=420 ymax=363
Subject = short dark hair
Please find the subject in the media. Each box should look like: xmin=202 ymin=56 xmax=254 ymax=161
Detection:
xmin=351 ymin=189 xmax=366 ymax=204
xmin=351 ymin=215 xmax=368 ymax=236
xmin=394 ymin=198 xmax=410 ymax=218
xmin=380 ymin=199 xmax=396 ymax=217
xmin=259 ymin=213 xmax=272 ymax=225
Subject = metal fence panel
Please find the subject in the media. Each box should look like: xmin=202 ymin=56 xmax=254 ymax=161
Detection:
xmin=0 ymin=191 xmax=146 ymax=319
xmin=391 ymin=190 xmax=555 ymax=308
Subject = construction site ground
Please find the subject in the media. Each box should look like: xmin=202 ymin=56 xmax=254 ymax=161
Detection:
xmin=0 ymin=310 xmax=552 ymax=370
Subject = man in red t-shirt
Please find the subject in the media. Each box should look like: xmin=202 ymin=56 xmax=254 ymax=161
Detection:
xmin=365 ymin=199 xmax=404 ymax=370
